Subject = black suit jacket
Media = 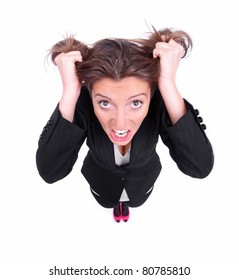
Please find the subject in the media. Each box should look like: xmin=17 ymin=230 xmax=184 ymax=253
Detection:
xmin=36 ymin=87 xmax=214 ymax=204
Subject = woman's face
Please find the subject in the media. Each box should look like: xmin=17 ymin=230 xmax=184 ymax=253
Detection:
xmin=92 ymin=77 xmax=151 ymax=147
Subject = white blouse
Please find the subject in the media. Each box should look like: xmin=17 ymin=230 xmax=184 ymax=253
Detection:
xmin=113 ymin=144 xmax=130 ymax=202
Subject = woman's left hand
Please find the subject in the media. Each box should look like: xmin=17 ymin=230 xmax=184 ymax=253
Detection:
xmin=153 ymin=39 xmax=187 ymax=124
xmin=153 ymin=39 xmax=184 ymax=86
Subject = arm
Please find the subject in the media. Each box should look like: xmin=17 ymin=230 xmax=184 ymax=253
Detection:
xmin=36 ymin=51 xmax=86 ymax=183
xmin=159 ymin=100 xmax=214 ymax=178
xmin=36 ymin=105 xmax=87 ymax=183
xmin=154 ymin=40 xmax=214 ymax=177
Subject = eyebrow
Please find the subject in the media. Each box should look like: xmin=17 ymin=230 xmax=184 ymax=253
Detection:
xmin=94 ymin=93 xmax=147 ymax=100
xmin=94 ymin=94 xmax=112 ymax=101
xmin=128 ymin=93 xmax=147 ymax=99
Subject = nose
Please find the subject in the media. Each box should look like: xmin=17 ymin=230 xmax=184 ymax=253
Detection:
xmin=113 ymin=108 xmax=127 ymax=129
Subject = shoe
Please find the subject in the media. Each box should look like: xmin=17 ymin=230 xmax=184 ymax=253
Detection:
xmin=113 ymin=203 xmax=121 ymax=223
xmin=121 ymin=202 xmax=130 ymax=222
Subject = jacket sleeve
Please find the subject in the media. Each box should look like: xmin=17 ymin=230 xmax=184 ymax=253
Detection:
xmin=36 ymin=104 xmax=87 ymax=183
xmin=159 ymin=100 xmax=214 ymax=178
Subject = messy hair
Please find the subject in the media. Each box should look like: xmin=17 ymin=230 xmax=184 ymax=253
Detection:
xmin=48 ymin=27 xmax=192 ymax=92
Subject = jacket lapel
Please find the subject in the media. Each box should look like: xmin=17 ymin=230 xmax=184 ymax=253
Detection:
xmin=90 ymin=119 xmax=115 ymax=169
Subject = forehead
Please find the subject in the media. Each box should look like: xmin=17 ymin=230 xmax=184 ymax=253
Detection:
xmin=92 ymin=77 xmax=150 ymax=96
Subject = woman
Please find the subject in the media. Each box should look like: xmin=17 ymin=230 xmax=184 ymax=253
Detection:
xmin=36 ymin=27 xmax=214 ymax=222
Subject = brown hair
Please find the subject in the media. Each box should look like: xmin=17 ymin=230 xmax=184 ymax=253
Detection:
xmin=49 ymin=27 xmax=192 ymax=92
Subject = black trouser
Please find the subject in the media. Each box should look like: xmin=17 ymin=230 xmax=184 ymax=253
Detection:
xmin=90 ymin=186 xmax=154 ymax=208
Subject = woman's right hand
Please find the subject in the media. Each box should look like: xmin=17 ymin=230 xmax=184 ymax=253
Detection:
xmin=54 ymin=51 xmax=83 ymax=92
xmin=55 ymin=51 xmax=83 ymax=122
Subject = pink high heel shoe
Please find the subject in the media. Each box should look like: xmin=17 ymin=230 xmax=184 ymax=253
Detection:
xmin=121 ymin=202 xmax=130 ymax=222
xmin=113 ymin=203 xmax=121 ymax=223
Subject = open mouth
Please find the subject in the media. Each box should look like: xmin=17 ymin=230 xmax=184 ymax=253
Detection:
xmin=113 ymin=129 xmax=129 ymax=137
xmin=111 ymin=129 xmax=131 ymax=142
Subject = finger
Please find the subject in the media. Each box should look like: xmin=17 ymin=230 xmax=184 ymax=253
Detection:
xmin=66 ymin=51 xmax=83 ymax=62
xmin=155 ymin=41 xmax=170 ymax=49
xmin=55 ymin=51 xmax=83 ymax=65
xmin=168 ymin=39 xmax=183 ymax=50
xmin=168 ymin=39 xmax=185 ymax=54
xmin=153 ymin=48 xmax=161 ymax=58
xmin=70 ymin=54 xmax=83 ymax=63
xmin=66 ymin=50 xmax=83 ymax=56
xmin=168 ymin=39 xmax=185 ymax=57
xmin=153 ymin=42 xmax=167 ymax=58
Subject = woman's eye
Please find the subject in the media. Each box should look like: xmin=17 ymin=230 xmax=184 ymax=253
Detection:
xmin=99 ymin=100 xmax=110 ymax=109
xmin=131 ymin=100 xmax=143 ymax=109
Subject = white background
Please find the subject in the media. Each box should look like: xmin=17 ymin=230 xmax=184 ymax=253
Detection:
xmin=0 ymin=0 xmax=238 ymax=279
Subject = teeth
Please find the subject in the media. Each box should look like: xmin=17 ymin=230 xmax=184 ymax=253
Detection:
xmin=114 ymin=130 xmax=128 ymax=137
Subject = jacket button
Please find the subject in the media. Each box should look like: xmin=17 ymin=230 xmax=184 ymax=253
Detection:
xmin=47 ymin=120 xmax=53 ymax=125
xmin=197 ymin=116 xmax=203 ymax=123
xmin=194 ymin=109 xmax=200 ymax=116
xmin=201 ymin=124 xmax=207 ymax=130
xmin=122 ymin=178 xmax=125 ymax=181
